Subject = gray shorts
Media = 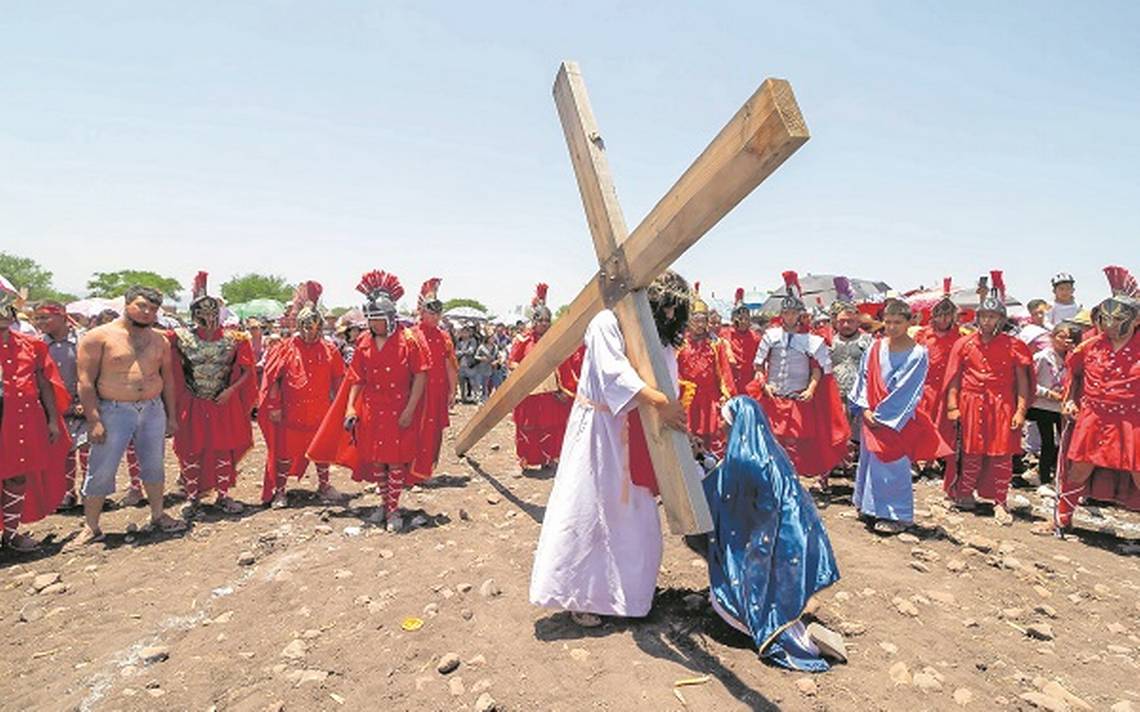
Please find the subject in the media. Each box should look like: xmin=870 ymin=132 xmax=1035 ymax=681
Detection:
xmin=81 ymin=398 xmax=166 ymax=497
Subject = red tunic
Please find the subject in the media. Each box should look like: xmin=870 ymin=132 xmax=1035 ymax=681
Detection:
xmin=719 ymin=326 xmax=761 ymax=395
xmin=861 ymin=339 xmax=952 ymax=463
xmin=1064 ymin=330 xmax=1140 ymax=509
xmin=411 ymin=322 xmax=457 ymax=480
xmin=0 ymin=331 xmax=70 ymax=522
xmin=943 ymin=332 xmax=1032 ymax=457
xmin=256 ymin=336 xmax=345 ymax=502
xmin=170 ymin=329 xmax=257 ymax=493
xmin=915 ymin=326 xmax=963 ymax=448
xmin=677 ymin=335 xmax=734 ymax=455
xmin=508 ymin=333 xmax=576 ymax=467
xmin=747 ymin=373 xmax=851 ymax=477
xmin=308 ymin=329 xmax=430 ymax=476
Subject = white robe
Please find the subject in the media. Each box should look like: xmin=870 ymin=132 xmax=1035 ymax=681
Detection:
xmin=529 ymin=310 xmax=668 ymax=617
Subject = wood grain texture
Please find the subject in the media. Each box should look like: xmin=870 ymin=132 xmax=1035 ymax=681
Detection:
xmin=455 ymin=67 xmax=809 ymax=476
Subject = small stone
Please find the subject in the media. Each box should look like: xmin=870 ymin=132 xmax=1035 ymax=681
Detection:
xmin=795 ymin=678 xmax=818 ymax=696
xmin=437 ymin=653 xmax=461 ymax=675
xmin=333 ymin=569 xmax=353 ymax=580
xmin=126 ymin=522 xmax=139 ymax=534
xmin=962 ymin=618 xmax=979 ymax=628
xmin=213 ymin=611 xmax=234 ymax=624
xmin=1033 ymin=585 xmax=1052 ymax=599
xmin=479 ymin=579 xmax=502 ymax=598
xmin=927 ymin=590 xmax=956 ymax=605
xmin=474 ymin=692 xmax=498 ymax=712
xmin=953 ymin=688 xmax=975 ymax=706
xmin=913 ymin=672 xmax=943 ymax=692
xmin=459 ymin=509 xmax=470 ymax=521
xmin=1034 ymin=604 xmax=1058 ymax=619
xmin=39 ymin=583 xmax=67 ymax=596
xmin=295 ymin=669 xmax=328 ymax=686
xmin=838 ymin=620 xmax=866 ymax=637
xmin=301 ymin=629 xmax=321 ymax=640
xmin=314 ymin=525 xmax=333 ymax=535
xmin=486 ymin=493 xmax=501 ymax=505
xmin=281 ymin=639 xmax=308 ymax=660
xmin=146 ymin=688 xmax=166 ymax=698
xmin=911 ymin=547 xmax=940 ymax=562
xmin=893 ymin=597 xmax=919 ymax=617
xmin=946 ymin=559 xmax=968 ymax=573
xmin=879 ymin=642 xmax=898 ymax=655
xmin=411 ymin=514 xmax=430 ymax=528
xmin=897 ymin=532 xmax=920 ymax=544
xmin=569 ymin=648 xmax=590 ymax=661
xmin=343 ymin=526 xmax=362 ymax=537
xmin=889 ymin=661 xmax=911 ymax=685
xmin=1026 ymin=623 xmax=1055 ymax=641
xmin=379 ymin=549 xmax=394 ymax=559
xmin=1094 ymin=583 xmax=1111 ymax=596
xmin=31 ymin=573 xmax=61 ymax=592
xmin=1107 ymin=622 xmax=1127 ymax=635
xmin=237 ymin=551 xmax=256 ymax=566
xmin=19 ymin=607 xmax=44 ymax=623
xmin=466 ymin=654 xmax=487 ymax=667
xmin=834 ymin=591 xmax=851 ymax=602
xmin=910 ymin=561 xmax=931 ymax=573
xmin=457 ymin=583 xmax=473 ymax=593
xmin=139 ymin=645 xmax=169 ymax=665
xmin=1111 ymin=702 xmax=1135 ymax=712
xmin=448 ymin=677 xmax=465 ymax=696
xmin=1040 ymin=680 xmax=1092 ymax=710
xmin=1019 ymin=692 xmax=1067 ymax=711
xmin=423 ymin=603 xmax=440 ymax=617
xmin=1107 ymin=644 xmax=1132 ymax=655
xmin=966 ymin=535 xmax=997 ymax=553
xmin=1001 ymin=608 xmax=1024 ymax=620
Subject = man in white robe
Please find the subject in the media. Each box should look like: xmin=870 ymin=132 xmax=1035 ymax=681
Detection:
xmin=530 ymin=272 xmax=693 ymax=624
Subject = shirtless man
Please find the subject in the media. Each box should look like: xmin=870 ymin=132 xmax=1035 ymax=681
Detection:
xmin=77 ymin=285 xmax=185 ymax=543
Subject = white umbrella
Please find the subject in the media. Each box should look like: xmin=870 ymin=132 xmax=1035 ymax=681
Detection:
xmin=445 ymin=306 xmax=491 ymax=321
xmin=66 ymin=297 xmax=125 ymax=318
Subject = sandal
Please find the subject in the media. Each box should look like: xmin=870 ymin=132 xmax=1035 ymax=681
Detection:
xmin=873 ymin=520 xmax=910 ymax=535
xmin=270 ymin=490 xmax=289 ymax=509
xmin=215 ymin=496 xmax=244 ymax=514
xmin=570 ymin=612 xmax=603 ymax=628
xmin=318 ymin=485 xmax=348 ymax=504
xmin=57 ymin=491 xmax=80 ymax=511
xmin=146 ymin=514 xmax=187 ymax=534
xmin=77 ymin=529 xmax=105 ymax=546
xmin=3 ymin=532 xmax=41 ymax=552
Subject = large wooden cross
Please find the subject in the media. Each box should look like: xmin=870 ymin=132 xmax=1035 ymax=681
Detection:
xmin=455 ymin=61 xmax=809 ymax=534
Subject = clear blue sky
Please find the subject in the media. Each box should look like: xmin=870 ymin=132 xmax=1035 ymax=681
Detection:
xmin=3 ymin=2 xmax=1137 ymax=317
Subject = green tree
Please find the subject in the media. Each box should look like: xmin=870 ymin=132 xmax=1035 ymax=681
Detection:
xmin=220 ymin=273 xmax=293 ymax=304
xmin=441 ymin=298 xmax=488 ymax=313
xmin=0 ymin=251 xmax=76 ymax=301
xmin=87 ymin=270 xmax=182 ymax=300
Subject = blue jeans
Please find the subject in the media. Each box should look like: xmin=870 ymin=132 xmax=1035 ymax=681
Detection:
xmin=82 ymin=398 xmax=166 ymax=497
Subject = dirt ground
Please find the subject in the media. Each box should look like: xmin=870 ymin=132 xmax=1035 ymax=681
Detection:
xmin=3 ymin=404 xmax=1139 ymax=712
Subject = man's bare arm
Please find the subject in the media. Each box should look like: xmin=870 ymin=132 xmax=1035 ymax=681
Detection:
xmin=77 ymin=331 xmax=103 ymax=424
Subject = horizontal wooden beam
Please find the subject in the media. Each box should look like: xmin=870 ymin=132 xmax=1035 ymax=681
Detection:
xmin=454 ymin=73 xmax=809 ymax=459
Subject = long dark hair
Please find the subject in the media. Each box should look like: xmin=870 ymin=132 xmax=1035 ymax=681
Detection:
xmin=647 ymin=270 xmax=691 ymax=348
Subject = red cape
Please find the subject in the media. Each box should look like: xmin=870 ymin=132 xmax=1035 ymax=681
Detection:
xmin=746 ymin=371 xmax=850 ymax=477
xmin=256 ymin=336 xmax=345 ymax=502
xmin=0 ymin=332 xmax=70 ymax=523
xmin=861 ymin=340 xmax=952 ymax=463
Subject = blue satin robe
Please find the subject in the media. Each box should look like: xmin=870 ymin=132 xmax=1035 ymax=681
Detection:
xmin=704 ymin=396 xmax=841 ymax=672
xmin=849 ymin=341 xmax=929 ymax=523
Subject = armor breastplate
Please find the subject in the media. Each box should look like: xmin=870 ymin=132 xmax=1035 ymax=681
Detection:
xmin=177 ymin=329 xmax=236 ymax=399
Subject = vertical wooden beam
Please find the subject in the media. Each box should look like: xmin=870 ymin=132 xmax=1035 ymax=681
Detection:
xmin=552 ymin=61 xmax=711 ymax=534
